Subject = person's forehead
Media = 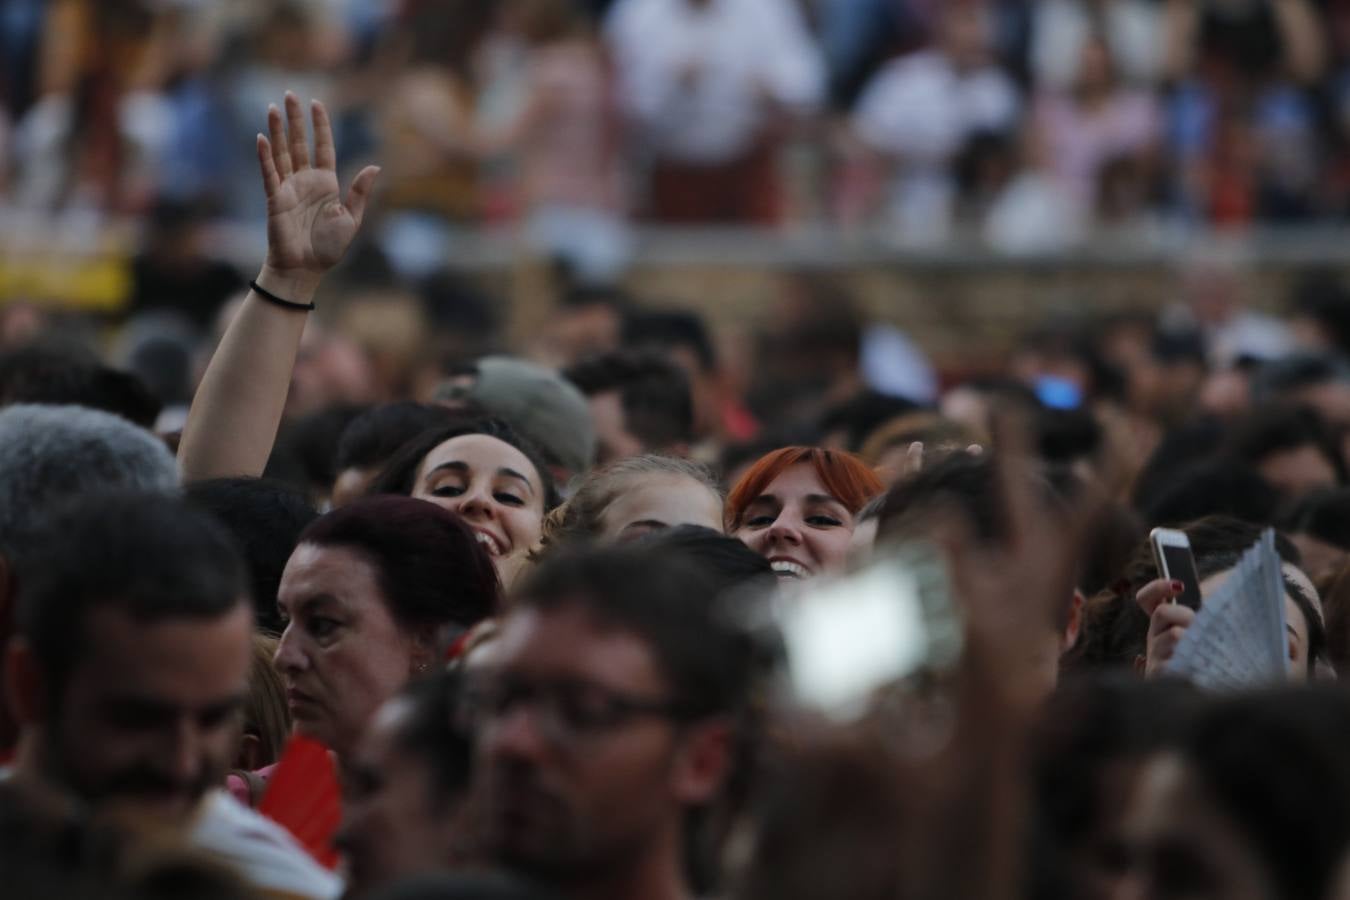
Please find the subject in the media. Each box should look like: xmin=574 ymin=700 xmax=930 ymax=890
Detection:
xmin=421 ymin=434 xmax=537 ymax=482
xmin=74 ymin=605 xmax=252 ymax=696
xmin=758 ymin=463 xmax=837 ymax=502
xmin=280 ymin=543 xmax=382 ymax=601
xmin=494 ymin=605 xmax=668 ymax=694
xmin=607 ymin=475 xmax=719 ymax=518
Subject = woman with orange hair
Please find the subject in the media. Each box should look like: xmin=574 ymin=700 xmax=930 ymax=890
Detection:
xmin=725 ymin=447 xmax=883 ymax=581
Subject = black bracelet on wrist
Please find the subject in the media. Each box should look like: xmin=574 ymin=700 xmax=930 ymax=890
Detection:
xmin=249 ymin=279 xmax=316 ymax=312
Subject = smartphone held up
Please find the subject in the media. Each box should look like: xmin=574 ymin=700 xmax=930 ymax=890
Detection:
xmin=1150 ymin=527 xmax=1203 ymax=610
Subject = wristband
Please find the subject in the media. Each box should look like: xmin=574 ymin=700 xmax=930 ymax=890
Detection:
xmin=250 ymin=279 xmax=316 ymax=312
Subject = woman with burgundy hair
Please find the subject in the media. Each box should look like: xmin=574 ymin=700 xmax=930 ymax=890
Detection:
xmin=725 ymin=446 xmax=883 ymax=582
xmin=274 ymin=495 xmax=500 ymax=761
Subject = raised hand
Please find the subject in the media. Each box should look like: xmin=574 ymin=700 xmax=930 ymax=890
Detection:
xmin=1136 ymin=578 xmax=1194 ymax=677
xmin=255 ymin=93 xmax=379 ymax=297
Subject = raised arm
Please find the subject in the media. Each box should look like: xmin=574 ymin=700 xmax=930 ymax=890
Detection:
xmin=178 ymin=93 xmax=378 ymax=482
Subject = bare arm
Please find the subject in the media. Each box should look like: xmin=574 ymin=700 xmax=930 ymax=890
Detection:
xmin=1161 ymin=0 xmax=1200 ymax=83
xmin=178 ymin=93 xmax=378 ymax=482
xmin=1272 ymin=0 xmax=1326 ymax=84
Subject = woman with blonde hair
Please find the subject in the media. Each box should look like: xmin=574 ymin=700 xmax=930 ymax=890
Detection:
xmin=539 ymin=454 xmax=723 ymax=552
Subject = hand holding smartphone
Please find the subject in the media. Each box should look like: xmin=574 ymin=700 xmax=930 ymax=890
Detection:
xmin=1149 ymin=527 xmax=1203 ymax=610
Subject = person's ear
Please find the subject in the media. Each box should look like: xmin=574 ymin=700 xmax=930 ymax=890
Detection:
xmin=671 ymin=719 xmax=734 ymax=807
xmin=1061 ymin=589 xmax=1085 ymax=652
xmin=5 ymin=637 xmax=47 ymax=727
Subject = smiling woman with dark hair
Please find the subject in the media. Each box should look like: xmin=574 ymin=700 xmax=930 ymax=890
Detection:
xmin=369 ymin=418 xmax=560 ymax=588
xmin=275 ymin=496 xmax=500 ymax=760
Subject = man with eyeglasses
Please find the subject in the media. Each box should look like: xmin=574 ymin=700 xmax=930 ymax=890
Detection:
xmin=465 ymin=545 xmax=755 ymax=900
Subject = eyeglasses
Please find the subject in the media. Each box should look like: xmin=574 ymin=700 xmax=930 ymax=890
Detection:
xmin=461 ymin=672 xmax=690 ymax=746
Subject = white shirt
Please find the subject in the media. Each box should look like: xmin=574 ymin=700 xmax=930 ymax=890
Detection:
xmin=191 ymin=789 xmax=343 ymax=899
xmin=853 ymin=51 xmax=1019 ymax=166
xmin=606 ymin=0 xmax=824 ymax=163
xmin=1031 ymin=0 xmax=1162 ymax=90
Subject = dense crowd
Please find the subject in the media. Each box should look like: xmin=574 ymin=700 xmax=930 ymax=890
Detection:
xmin=10 ymin=0 xmax=1350 ymax=265
xmin=5 ymin=73 xmax=1350 ymax=900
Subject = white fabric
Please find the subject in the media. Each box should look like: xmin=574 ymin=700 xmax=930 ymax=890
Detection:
xmin=1031 ymin=0 xmax=1162 ymax=90
xmin=860 ymin=324 xmax=938 ymax=404
xmin=853 ymin=51 xmax=1019 ymax=166
xmin=984 ymin=171 xmax=1083 ymax=255
xmin=606 ymin=0 xmax=824 ymax=163
xmin=853 ymin=50 xmax=1018 ymax=241
xmin=190 ymin=789 xmax=343 ymax=899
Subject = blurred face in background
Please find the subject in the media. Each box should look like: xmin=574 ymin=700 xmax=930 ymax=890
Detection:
xmin=32 ymin=605 xmax=252 ymax=825
xmin=337 ymin=697 xmax=468 ymax=894
xmin=1117 ymin=752 xmax=1277 ymax=900
xmin=1255 ymin=444 xmax=1339 ymax=502
xmin=471 ymin=604 xmax=720 ymax=879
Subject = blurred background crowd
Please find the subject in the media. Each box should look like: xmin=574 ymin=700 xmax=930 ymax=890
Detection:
xmin=8 ymin=0 xmax=1350 ymax=250
xmin=12 ymin=5 xmax=1350 ymax=900
xmin=9 ymin=1 xmax=1350 ymax=455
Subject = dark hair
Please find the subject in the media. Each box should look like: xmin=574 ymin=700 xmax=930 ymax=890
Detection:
xmin=335 ymin=403 xmax=459 ymax=473
xmin=622 ymin=308 xmax=717 ymax=373
xmin=877 ymin=453 xmax=1076 ymax=627
xmin=1225 ymin=404 xmax=1347 ymax=487
xmin=1291 ymin=273 xmax=1350 ymax=356
xmin=1131 ymin=417 xmax=1229 ymax=511
xmin=0 ymin=340 xmax=162 ymax=429
xmin=299 ymin=497 xmax=500 ymax=634
xmin=266 ymin=404 xmax=369 ymax=497
xmin=1176 ymin=687 xmax=1350 ymax=900
xmin=184 ymin=477 xmax=319 ymax=634
xmin=878 ymin=452 xmax=1054 ymax=545
xmin=1030 ymin=675 xmax=1202 ymax=885
xmin=513 ymin=546 xmax=753 ymax=720
xmin=16 ymin=492 xmax=249 ymax=697
xmin=564 ymin=350 xmax=694 ymax=449
xmin=390 ymin=671 xmax=474 ymax=810
xmin=368 ymin=418 xmax=560 ymax=510
xmin=634 ymin=525 xmax=775 ymax=601
xmin=817 ymin=390 xmax=924 ymax=453
xmin=1036 ymin=407 xmax=1102 ymax=466
xmin=1068 ymin=516 xmax=1320 ymax=674
xmin=1077 ymin=500 xmax=1147 ymax=598
xmin=1250 ymin=353 xmax=1350 ymax=401
xmin=366 ymin=872 xmax=558 ymax=900
xmin=1281 ymin=488 xmax=1350 ymax=550
xmin=1137 ymin=458 xmax=1280 ymax=528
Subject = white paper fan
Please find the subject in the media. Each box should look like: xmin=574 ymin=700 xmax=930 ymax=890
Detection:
xmin=1163 ymin=530 xmax=1288 ymax=689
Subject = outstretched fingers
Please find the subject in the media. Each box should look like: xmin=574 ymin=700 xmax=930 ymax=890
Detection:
xmin=267 ymin=105 xmax=292 ymax=181
xmin=311 ymin=99 xmax=336 ymax=171
xmin=988 ymin=415 xmax=1037 ymax=551
xmin=256 ymin=134 xmax=281 ymax=198
xmin=345 ymin=165 xmax=381 ymax=227
xmin=285 ymin=92 xmax=310 ymax=170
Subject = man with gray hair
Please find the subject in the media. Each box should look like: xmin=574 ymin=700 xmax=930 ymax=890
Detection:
xmin=0 ymin=404 xmax=178 ymax=754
